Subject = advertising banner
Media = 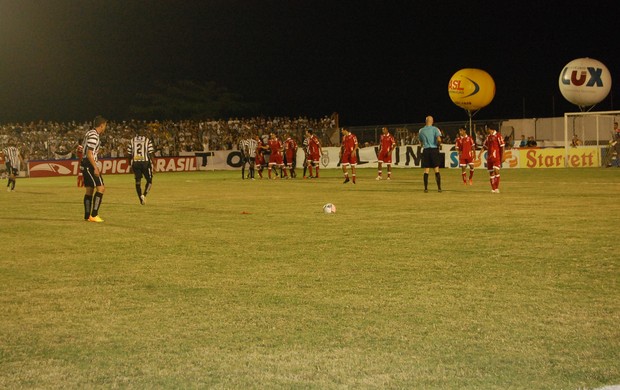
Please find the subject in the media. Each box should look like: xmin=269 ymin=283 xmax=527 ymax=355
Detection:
xmin=26 ymin=146 xmax=604 ymax=177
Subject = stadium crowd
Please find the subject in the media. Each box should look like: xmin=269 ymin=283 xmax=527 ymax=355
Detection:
xmin=0 ymin=116 xmax=337 ymax=161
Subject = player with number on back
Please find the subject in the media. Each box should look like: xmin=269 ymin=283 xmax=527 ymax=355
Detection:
xmin=127 ymin=128 xmax=155 ymax=205
xmin=455 ymin=126 xmax=476 ymax=185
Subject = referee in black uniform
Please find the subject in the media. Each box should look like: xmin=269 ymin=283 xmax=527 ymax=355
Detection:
xmin=127 ymin=129 xmax=155 ymax=205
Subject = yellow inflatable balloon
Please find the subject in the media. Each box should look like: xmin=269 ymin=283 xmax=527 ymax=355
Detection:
xmin=448 ymin=69 xmax=495 ymax=111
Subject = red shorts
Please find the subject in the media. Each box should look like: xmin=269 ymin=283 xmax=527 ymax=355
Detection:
xmin=341 ymin=151 xmax=357 ymax=165
xmin=378 ymin=150 xmax=392 ymax=164
xmin=459 ymin=154 xmax=474 ymax=166
xmin=307 ymin=151 xmax=320 ymax=162
xmin=269 ymin=152 xmax=283 ymax=165
xmin=486 ymin=156 xmax=501 ymax=170
xmin=285 ymin=151 xmax=295 ymax=165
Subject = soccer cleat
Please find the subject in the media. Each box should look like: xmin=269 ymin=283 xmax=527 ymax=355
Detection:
xmin=387 ymin=177 xmax=391 ymax=180
xmin=469 ymin=179 xmax=473 ymax=185
xmin=376 ymin=176 xmax=382 ymax=180
xmin=424 ymin=189 xmax=428 ymax=193
xmin=140 ymin=195 xmax=146 ymax=205
xmin=88 ymin=215 xmax=104 ymax=223
xmin=495 ymin=189 xmax=500 ymax=193
xmin=343 ymin=177 xmax=350 ymax=184
xmin=438 ymin=189 xmax=442 ymax=192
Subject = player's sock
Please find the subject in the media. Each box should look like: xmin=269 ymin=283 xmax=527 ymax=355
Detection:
xmin=387 ymin=170 xmax=391 ymax=179
xmin=377 ymin=170 xmax=382 ymax=177
xmin=84 ymin=194 xmax=92 ymax=220
xmin=144 ymin=182 xmax=152 ymax=196
xmin=462 ymin=171 xmax=467 ymax=183
xmin=352 ymin=173 xmax=356 ymax=184
xmin=91 ymin=192 xmax=104 ymax=217
xmin=423 ymin=173 xmax=428 ymax=190
xmin=435 ymin=172 xmax=441 ymax=190
xmin=315 ymin=166 xmax=320 ymax=178
xmin=10 ymin=179 xmax=15 ymax=190
xmin=303 ymin=165 xmax=307 ymax=178
xmin=469 ymin=169 xmax=474 ymax=180
xmin=495 ymin=174 xmax=500 ymax=189
xmin=135 ymin=183 xmax=142 ymax=198
xmin=308 ymin=165 xmax=314 ymax=177
xmin=250 ymin=166 xmax=255 ymax=179
xmin=490 ymin=175 xmax=496 ymax=190
xmin=268 ymin=167 xmax=272 ymax=179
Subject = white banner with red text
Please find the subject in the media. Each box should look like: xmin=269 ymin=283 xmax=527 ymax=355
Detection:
xmin=26 ymin=146 xmax=602 ymax=177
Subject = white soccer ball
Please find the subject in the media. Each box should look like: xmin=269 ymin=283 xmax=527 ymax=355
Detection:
xmin=323 ymin=203 xmax=336 ymax=214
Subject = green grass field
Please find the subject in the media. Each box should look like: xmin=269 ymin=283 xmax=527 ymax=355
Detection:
xmin=1 ymin=167 xmax=618 ymax=389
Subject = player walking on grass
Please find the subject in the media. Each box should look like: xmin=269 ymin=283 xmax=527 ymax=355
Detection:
xmin=455 ymin=126 xmax=476 ymax=185
xmin=284 ymin=133 xmax=298 ymax=178
xmin=267 ymin=132 xmax=285 ymax=179
xmin=479 ymin=125 xmax=505 ymax=193
xmin=305 ymin=129 xmax=323 ymax=178
xmin=1 ymin=145 xmax=24 ymax=192
xmin=376 ymin=127 xmax=396 ymax=180
xmin=340 ymin=128 xmax=359 ymax=184
xmin=418 ymin=116 xmax=442 ymax=192
xmin=81 ymin=115 xmax=107 ymax=222
xmin=254 ymin=135 xmax=267 ymax=179
xmin=127 ymin=130 xmax=155 ymax=205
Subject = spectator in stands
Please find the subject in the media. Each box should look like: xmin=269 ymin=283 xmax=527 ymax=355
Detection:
xmin=571 ymin=135 xmax=582 ymax=147
xmin=519 ymin=134 xmax=527 ymax=148
xmin=526 ymin=136 xmax=537 ymax=147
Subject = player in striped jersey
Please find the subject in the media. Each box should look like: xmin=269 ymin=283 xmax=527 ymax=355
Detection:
xmin=239 ymin=134 xmax=258 ymax=180
xmin=81 ymin=116 xmax=107 ymax=222
xmin=1 ymin=145 xmax=24 ymax=192
xmin=127 ymin=130 xmax=155 ymax=205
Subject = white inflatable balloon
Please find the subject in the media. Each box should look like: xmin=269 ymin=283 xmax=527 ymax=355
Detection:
xmin=559 ymin=58 xmax=612 ymax=107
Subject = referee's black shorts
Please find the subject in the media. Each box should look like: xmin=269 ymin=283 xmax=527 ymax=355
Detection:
xmin=421 ymin=147 xmax=442 ymax=168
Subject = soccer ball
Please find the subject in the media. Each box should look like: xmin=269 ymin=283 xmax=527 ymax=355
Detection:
xmin=323 ymin=203 xmax=336 ymax=214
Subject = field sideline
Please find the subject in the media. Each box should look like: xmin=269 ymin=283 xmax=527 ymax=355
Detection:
xmin=1 ymin=168 xmax=619 ymax=389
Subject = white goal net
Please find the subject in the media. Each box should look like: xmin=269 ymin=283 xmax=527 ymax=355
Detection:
xmin=563 ymin=110 xmax=620 ymax=167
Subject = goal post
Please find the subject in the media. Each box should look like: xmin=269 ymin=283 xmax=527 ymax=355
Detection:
xmin=563 ymin=110 xmax=620 ymax=167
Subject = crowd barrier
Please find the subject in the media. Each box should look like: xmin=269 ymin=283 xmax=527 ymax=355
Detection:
xmin=25 ymin=145 xmax=602 ymax=177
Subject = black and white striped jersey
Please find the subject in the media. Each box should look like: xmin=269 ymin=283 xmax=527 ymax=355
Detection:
xmin=2 ymin=146 xmax=20 ymax=166
xmin=239 ymin=138 xmax=258 ymax=158
xmin=127 ymin=136 xmax=154 ymax=162
xmin=82 ymin=129 xmax=101 ymax=161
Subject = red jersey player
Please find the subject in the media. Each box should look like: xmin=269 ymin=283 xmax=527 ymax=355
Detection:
xmin=267 ymin=132 xmax=284 ymax=179
xmin=376 ymin=127 xmax=396 ymax=180
xmin=283 ymin=133 xmax=298 ymax=178
xmin=455 ymin=127 xmax=476 ymax=185
xmin=304 ymin=129 xmax=323 ymax=178
xmin=479 ymin=125 xmax=505 ymax=193
xmin=254 ymin=135 xmax=268 ymax=179
xmin=340 ymin=128 xmax=359 ymax=184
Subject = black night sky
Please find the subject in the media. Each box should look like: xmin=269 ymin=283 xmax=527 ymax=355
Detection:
xmin=0 ymin=0 xmax=617 ymax=125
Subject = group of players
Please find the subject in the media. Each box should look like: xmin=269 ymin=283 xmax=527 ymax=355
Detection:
xmin=1 ymin=115 xmax=505 ymax=223
xmin=235 ymin=119 xmax=504 ymax=193
xmin=237 ymin=129 xmax=325 ymax=181
xmin=237 ymin=127 xmax=400 ymax=185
